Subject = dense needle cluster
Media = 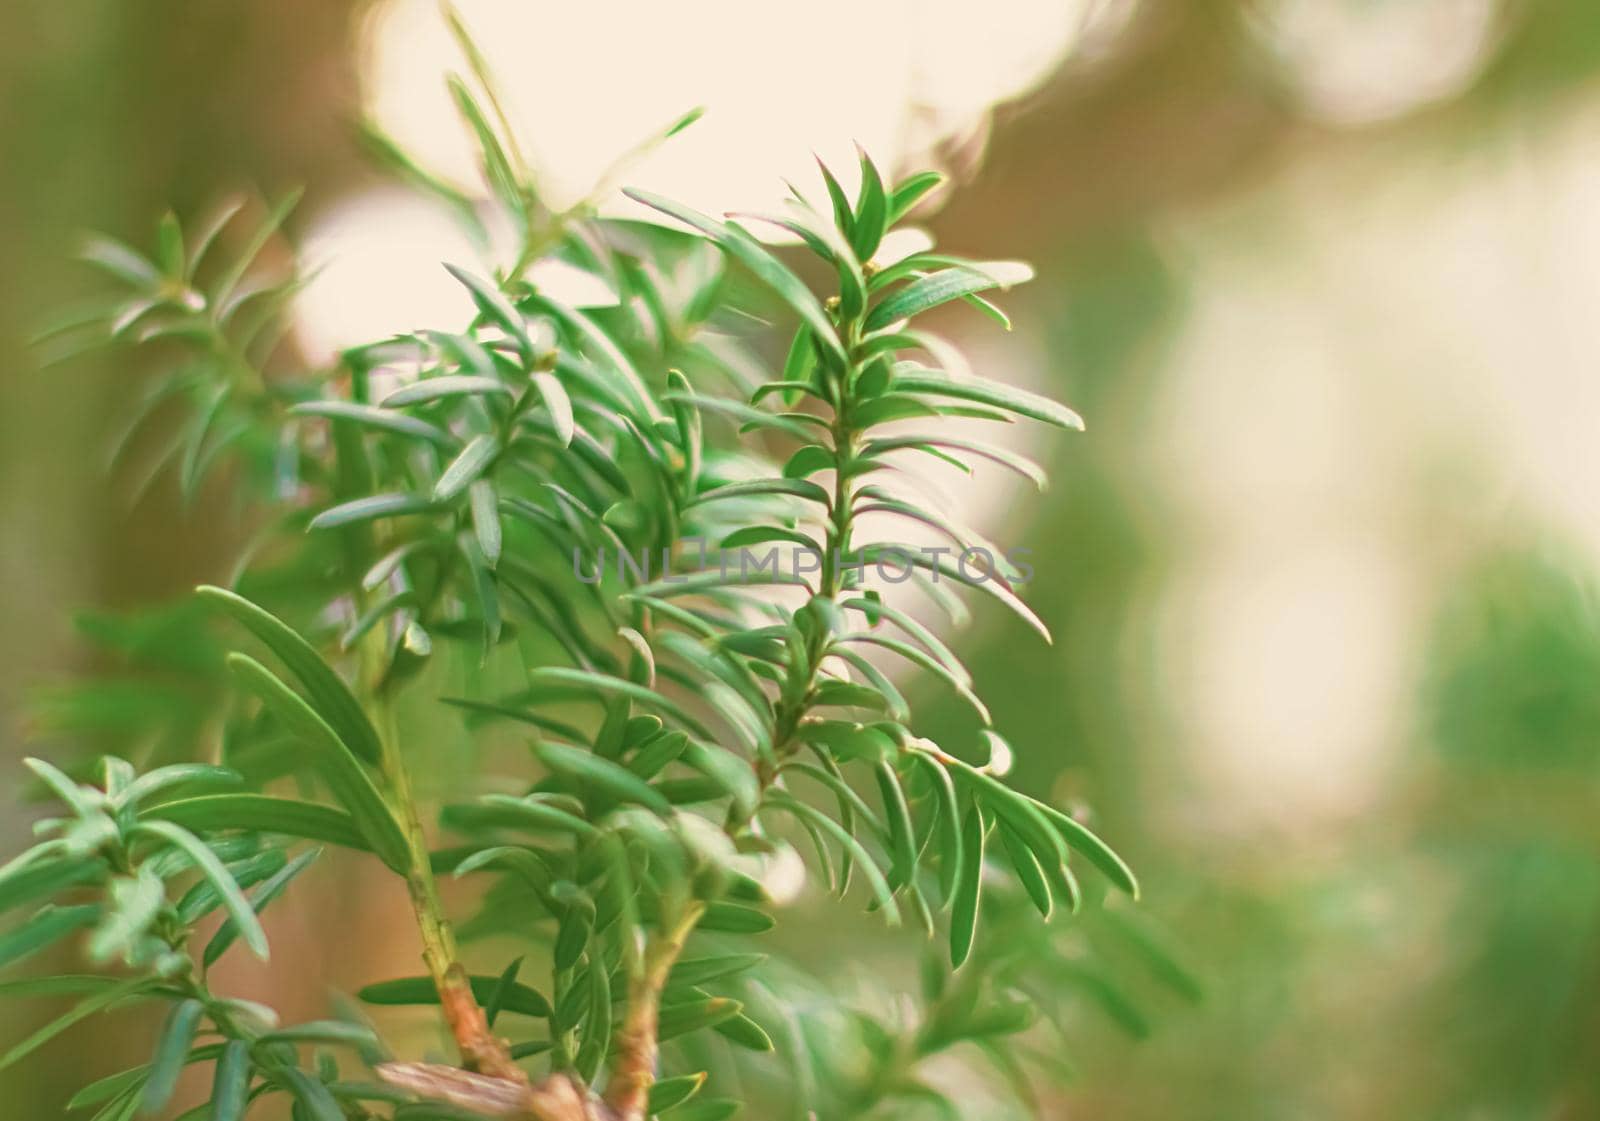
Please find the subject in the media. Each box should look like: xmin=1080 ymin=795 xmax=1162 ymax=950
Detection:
xmin=2 ymin=24 xmax=1195 ymax=1121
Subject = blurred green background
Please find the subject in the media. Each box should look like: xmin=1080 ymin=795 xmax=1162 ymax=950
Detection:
xmin=6 ymin=0 xmax=1600 ymax=1117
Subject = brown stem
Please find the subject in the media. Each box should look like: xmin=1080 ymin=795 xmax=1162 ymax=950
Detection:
xmin=376 ymin=1062 xmax=599 ymax=1121
xmin=380 ymin=901 xmax=708 ymax=1119
xmin=360 ymin=619 xmax=528 ymax=1087
xmin=602 ymin=901 xmax=707 ymax=1121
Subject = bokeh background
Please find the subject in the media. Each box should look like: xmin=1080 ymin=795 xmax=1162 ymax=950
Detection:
xmin=6 ymin=0 xmax=1600 ymax=1117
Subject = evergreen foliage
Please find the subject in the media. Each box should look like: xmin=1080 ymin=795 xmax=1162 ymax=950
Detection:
xmin=3 ymin=27 xmax=1190 ymax=1121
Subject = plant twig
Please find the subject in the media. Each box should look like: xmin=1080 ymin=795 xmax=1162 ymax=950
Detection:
xmin=361 ymin=618 xmax=527 ymax=1085
xmin=377 ymin=1061 xmax=600 ymax=1120
xmin=603 ymin=900 xmax=707 ymax=1121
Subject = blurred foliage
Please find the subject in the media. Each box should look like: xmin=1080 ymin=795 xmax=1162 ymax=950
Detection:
xmin=1412 ymin=546 xmax=1600 ymax=1119
xmin=1424 ymin=548 xmax=1600 ymax=771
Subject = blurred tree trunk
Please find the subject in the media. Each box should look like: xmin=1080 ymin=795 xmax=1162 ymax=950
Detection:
xmin=0 ymin=2 xmax=366 ymax=1114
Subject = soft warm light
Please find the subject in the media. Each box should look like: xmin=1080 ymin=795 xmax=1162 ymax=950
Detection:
xmin=1249 ymin=0 xmax=1499 ymax=125
xmin=301 ymin=0 xmax=1109 ymax=363
xmin=295 ymin=0 xmax=1111 ymax=355
xmin=294 ymin=191 xmax=618 ymax=363
xmin=362 ymin=0 xmax=1109 ymax=219
xmin=1152 ymin=100 xmax=1600 ymax=829
xmin=294 ymin=189 xmax=478 ymax=363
